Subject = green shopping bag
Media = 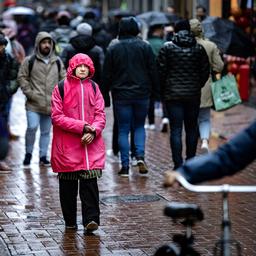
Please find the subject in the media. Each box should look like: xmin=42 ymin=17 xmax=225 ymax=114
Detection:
xmin=211 ymin=74 xmax=241 ymax=111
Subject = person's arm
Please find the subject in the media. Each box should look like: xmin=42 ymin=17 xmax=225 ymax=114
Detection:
xmin=89 ymin=84 xmax=106 ymax=137
xmin=157 ymin=44 xmax=168 ymax=99
xmin=81 ymin=83 xmax=106 ymax=145
xmin=58 ymin=58 xmax=66 ymax=81
xmin=17 ymin=57 xmax=34 ymax=99
xmin=60 ymin=47 xmax=69 ymax=70
xmin=165 ymin=120 xmax=256 ymax=185
xmin=7 ymin=56 xmax=20 ymax=95
xmin=198 ymin=46 xmax=210 ymax=87
xmin=211 ymin=43 xmax=224 ymax=74
xmin=101 ymin=49 xmax=112 ymax=107
xmin=97 ymin=46 xmax=105 ymax=69
xmin=146 ymin=44 xmax=160 ymax=100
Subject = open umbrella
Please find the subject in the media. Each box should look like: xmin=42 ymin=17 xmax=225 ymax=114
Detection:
xmin=202 ymin=16 xmax=255 ymax=58
xmin=108 ymin=8 xmax=134 ymax=18
xmin=136 ymin=11 xmax=170 ymax=27
xmin=3 ymin=6 xmax=35 ymax=16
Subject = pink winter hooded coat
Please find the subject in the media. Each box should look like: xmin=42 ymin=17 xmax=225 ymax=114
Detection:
xmin=51 ymin=53 xmax=106 ymax=172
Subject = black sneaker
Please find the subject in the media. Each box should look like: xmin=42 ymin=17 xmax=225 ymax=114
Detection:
xmin=118 ymin=166 xmax=129 ymax=177
xmin=39 ymin=156 xmax=51 ymax=167
xmin=23 ymin=153 xmax=32 ymax=166
xmin=161 ymin=123 xmax=168 ymax=133
xmin=137 ymin=157 xmax=148 ymax=174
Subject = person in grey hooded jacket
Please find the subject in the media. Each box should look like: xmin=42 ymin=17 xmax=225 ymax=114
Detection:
xmin=18 ymin=31 xmax=66 ymax=167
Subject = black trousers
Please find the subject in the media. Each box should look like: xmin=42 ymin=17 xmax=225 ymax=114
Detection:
xmin=59 ymin=178 xmax=100 ymax=227
xmin=147 ymin=97 xmax=155 ymax=125
xmin=166 ymin=99 xmax=200 ymax=169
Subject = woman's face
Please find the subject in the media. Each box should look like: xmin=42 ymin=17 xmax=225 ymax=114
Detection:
xmin=75 ymin=64 xmax=90 ymax=79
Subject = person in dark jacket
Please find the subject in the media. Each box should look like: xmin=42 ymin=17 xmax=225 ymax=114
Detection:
xmin=39 ymin=8 xmax=58 ymax=33
xmin=0 ymin=34 xmax=19 ymax=170
xmin=61 ymin=22 xmax=104 ymax=85
xmin=147 ymin=24 xmax=169 ymax=132
xmin=50 ymin=11 xmax=76 ymax=56
xmin=102 ymin=16 xmax=158 ymax=177
xmin=157 ymin=19 xmax=210 ymax=170
xmin=80 ymin=10 xmax=112 ymax=54
xmin=164 ymin=120 xmax=256 ymax=186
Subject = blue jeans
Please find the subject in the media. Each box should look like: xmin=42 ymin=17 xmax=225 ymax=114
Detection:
xmin=198 ymin=107 xmax=211 ymax=140
xmin=25 ymin=111 xmax=51 ymax=158
xmin=114 ymin=99 xmax=149 ymax=168
xmin=166 ymin=99 xmax=200 ymax=169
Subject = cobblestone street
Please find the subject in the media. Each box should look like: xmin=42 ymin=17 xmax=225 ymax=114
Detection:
xmin=0 ymin=89 xmax=255 ymax=255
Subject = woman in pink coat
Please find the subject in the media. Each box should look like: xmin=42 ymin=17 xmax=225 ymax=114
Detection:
xmin=51 ymin=53 xmax=106 ymax=232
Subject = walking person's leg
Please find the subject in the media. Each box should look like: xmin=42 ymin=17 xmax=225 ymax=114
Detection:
xmin=161 ymin=101 xmax=169 ymax=133
xmin=198 ymin=107 xmax=211 ymax=152
xmin=133 ymin=99 xmax=149 ymax=173
xmin=112 ymin=103 xmax=119 ymax=156
xmin=23 ymin=111 xmax=40 ymax=166
xmin=0 ymin=111 xmax=9 ymax=170
xmin=39 ymin=114 xmax=51 ymax=165
xmin=130 ymin=124 xmax=137 ymax=166
xmin=79 ymin=178 xmax=100 ymax=232
xmin=146 ymin=96 xmax=155 ymax=129
xmin=5 ymin=97 xmax=19 ymax=140
xmin=184 ymin=99 xmax=200 ymax=160
xmin=59 ymin=178 xmax=78 ymax=228
xmin=166 ymin=101 xmax=184 ymax=170
xmin=114 ymin=100 xmax=132 ymax=176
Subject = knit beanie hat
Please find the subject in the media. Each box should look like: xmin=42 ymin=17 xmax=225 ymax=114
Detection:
xmin=76 ymin=22 xmax=93 ymax=36
xmin=174 ymin=19 xmax=190 ymax=33
xmin=0 ymin=34 xmax=8 ymax=46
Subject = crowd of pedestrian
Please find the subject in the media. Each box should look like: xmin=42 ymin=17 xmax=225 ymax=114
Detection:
xmin=0 ymin=3 xmax=251 ymax=233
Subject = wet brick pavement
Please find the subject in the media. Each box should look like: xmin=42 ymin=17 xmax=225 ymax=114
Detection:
xmin=0 ymin=89 xmax=255 ymax=255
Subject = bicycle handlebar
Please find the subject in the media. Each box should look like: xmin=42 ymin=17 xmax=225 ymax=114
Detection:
xmin=176 ymin=175 xmax=256 ymax=193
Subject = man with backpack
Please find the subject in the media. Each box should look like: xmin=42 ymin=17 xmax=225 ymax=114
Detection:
xmin=17 ymin=31 xmax=66 ymax=167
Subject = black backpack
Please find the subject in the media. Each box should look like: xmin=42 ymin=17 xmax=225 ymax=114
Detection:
xmin=57 ymin=79 xmax=96 ymax=100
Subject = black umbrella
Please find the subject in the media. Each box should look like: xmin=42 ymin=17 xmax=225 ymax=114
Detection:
xmin=108 ymin=8 xmax=134 ymax=18
xmin=136 ymin=11 xmax=170 ymax=27
xmin=202 ymin=16 xmax=255 ymax=58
